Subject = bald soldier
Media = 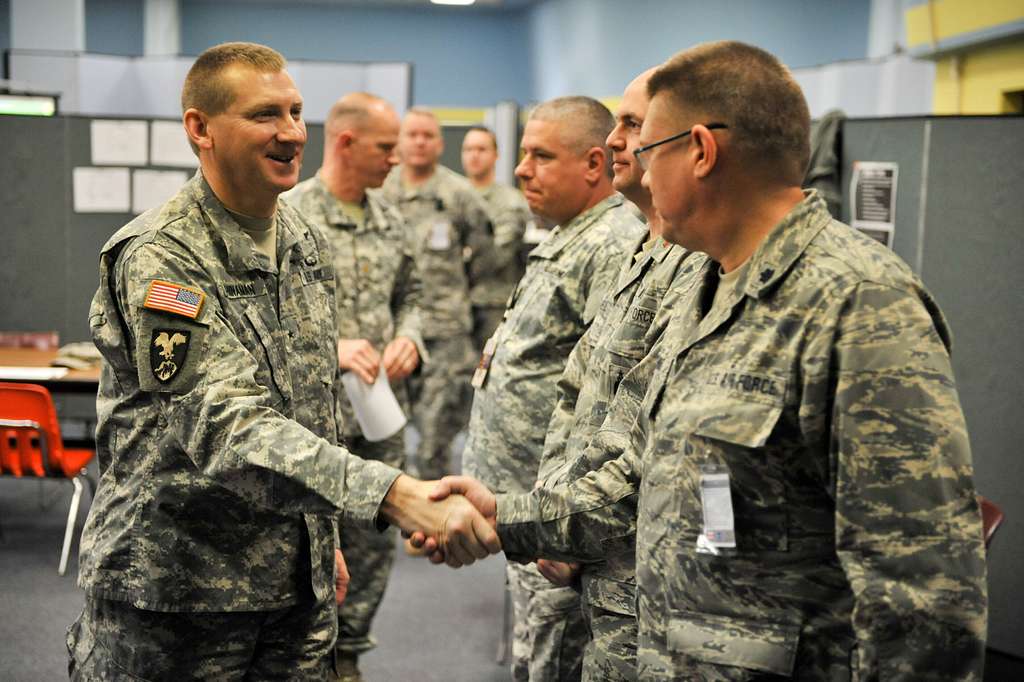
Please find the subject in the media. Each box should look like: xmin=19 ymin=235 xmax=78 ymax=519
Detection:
xmin=430 ymin=41 xmax=987 ymax=681
xmin=461 ymin=125 xmax=532 ymax=351
xmin=531 ymin=69 xmax=698 ymax=681
xmin=381 ymin=109 xmax=494 ymax=481
xmin=462 ymin=96 xmax=645 ymax=682
xmin=284 ymin=92 xmax=423 ymax=682
xmin=68 ymin=43 xmax=499 ymax=681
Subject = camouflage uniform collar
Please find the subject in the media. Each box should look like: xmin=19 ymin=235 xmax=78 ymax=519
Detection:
xmin=189 ymin=170 xmax=310 ymax=274
xmin=736 ymin=190 xmax=831 ymax=300
xmin=313 ymin=173 xmax=377 ymax=231
xmin=389 ymin=164 xmax=443 ymax=201
xmin=546 ymin=193 xmax=625 ymax=245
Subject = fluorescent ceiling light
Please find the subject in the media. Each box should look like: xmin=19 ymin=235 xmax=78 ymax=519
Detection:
xmin=431 ymin=0 xmax=476 ymax=5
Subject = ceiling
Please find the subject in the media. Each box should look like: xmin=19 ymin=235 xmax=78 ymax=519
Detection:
xmin=208 ymin=0 xmax=541 ymax=8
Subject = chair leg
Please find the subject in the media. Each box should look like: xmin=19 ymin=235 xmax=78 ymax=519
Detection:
xmin=495 ymin=583 xmax=512 ymax=665
xmin=59 ymin=477 xmax=84 ymax=576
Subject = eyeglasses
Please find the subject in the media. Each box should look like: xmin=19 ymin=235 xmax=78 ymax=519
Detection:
xmin=633 ymin=123 xmax=728 ymax=171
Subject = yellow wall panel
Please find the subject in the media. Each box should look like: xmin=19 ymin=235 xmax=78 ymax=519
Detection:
xmin=932 ymin=39 xmax=1024 ymax=113
xmin=906 ymin=0 xmax=1024 ymax=49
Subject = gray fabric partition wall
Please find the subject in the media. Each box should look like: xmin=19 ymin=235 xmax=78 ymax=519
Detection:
xmin=842 ymin=115 xmax=1024 ymax=658
xmin=0 ymin=114 xmax=325 ymax=344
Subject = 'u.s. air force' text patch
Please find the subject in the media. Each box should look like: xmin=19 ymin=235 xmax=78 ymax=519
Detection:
xmin=150 ymin=329 xmax=191 ymax=383
xmin=143 ymin=280 xmax=205 ymax=319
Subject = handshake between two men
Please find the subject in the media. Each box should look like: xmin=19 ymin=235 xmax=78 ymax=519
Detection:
xmin=382 ymin=474 xmax=501 ymax=567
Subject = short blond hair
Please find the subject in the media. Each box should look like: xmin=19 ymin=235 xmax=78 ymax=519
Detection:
xmin=649 ymin=41 xmax=811 ymax=184
xmin=181 ymin=42 xmax=286 ymax=115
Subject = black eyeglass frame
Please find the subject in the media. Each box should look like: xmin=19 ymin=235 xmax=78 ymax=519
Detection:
xmin=633 ymin=123 xmax=728 ymax=171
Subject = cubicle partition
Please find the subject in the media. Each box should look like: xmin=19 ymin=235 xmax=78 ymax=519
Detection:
xmin=2 ymin=112 xmax=1022 ymax=658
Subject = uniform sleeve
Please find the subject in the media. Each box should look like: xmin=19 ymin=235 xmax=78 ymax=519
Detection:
xmin=498 ymin=421 xmax=640 ymax=564
xmin=498 ymin=374 xmax=649 ymax=563
xmin=456 ymin=188 xmax=497 ymax=287
xmin=117 ymin=237 xmax=401 ymax=528
xmin=829 ymin=281 xmax=987 ymax=680
xmin=536 ymin=326 xmax=595 ymax=482
xmin=391 ymin=217 xmax=426 ymax=357
xmin=470 ymin=191 xmax=528 ymax=284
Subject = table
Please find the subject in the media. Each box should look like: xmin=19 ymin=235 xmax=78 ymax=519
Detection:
xmin=0 ymin=348 xmax=100 ymax=394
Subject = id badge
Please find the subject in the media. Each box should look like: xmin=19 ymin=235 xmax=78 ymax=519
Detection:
xmin=471 ymin=335 xmax=498 ymax=389
xmin=696 ymin=463 xmax=736 ymax=555
xmin=429 ymin=220 xmax=452 ymax=250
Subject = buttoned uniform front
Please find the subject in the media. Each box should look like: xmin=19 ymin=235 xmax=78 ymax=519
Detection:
xmin=284 ymin=174 xmax=425 ymax=660
xmin=381 ymin=164 xmax=494 ymax=479
xmin=535 ymin=231 xmax=698 ymax=682
xmin=469 ymin=182 xmax=532 ymax=351
xmin=463 ymin=193 xmax=645 ymax=682
xmin=71 ymin=172 xmax=402 ymax=678
xmin=496 ymin=192 xmax=987 ymax=680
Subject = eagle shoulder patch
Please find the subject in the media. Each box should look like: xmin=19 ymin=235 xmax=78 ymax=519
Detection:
xmin=143 ymin=280 xmax=205 ymax=319
xmin=150 ymin=329 xmax=191 ymax=383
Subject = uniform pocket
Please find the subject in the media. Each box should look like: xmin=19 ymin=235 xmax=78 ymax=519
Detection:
xmin=244 ymin=306 xmax=293 ymax=403
xmin=667 ymin=610 xmax=799 ymax=676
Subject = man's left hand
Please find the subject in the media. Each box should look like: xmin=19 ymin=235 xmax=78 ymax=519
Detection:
xmin=382 ymin=337 xmax=420 ymax=380
xmin=335 ymin=548 xmax=350 ymax=606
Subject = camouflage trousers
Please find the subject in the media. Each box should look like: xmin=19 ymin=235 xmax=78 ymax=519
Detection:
xmin=408 ymin=334 xmax=475 ymax=480
xmin=67 ymin=594 xmax=336 ymax=681
xmin=507 ymin=562 xmax=588 ymax=682
xmin=335 ymin=432 xmax=405 ymax=658
xmin=472 ymin=304 xmax=506 ymax=354
xmin=580 ymin=602 xmax=638 ymax=682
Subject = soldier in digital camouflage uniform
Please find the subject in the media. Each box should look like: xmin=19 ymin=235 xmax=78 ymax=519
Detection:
xmin=67 ymin=42 xmax=500 ymax=681
xmin=460 ymin=125 xmax=532 ymax=351
xmin=284 ymin=92 xmax=425 ymax=682
xmin=532 ymin=69 xmax=697 ymax=682
xmin=462 ymin=96 xmax=646 ymax=682
xmin=380 ymin=108 xmax=494 ymax=481
xmin=434 ymin=42 xmax=987 ymax=681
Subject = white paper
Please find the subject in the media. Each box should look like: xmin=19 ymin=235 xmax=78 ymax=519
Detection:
xmin=132 ymin=169 xmax=188 ymax=214
xmin=0 ymin=366 xmax=69 ymax=381
xmin=150 ymin=120 xmax=198 ymax=168
xmin=850 ymin=161 xmax=898 ymax=248
xmin=91 ymin=119 xmax=148 ymax=166
xmin=73 ymin=167 xmax=131 ymax=213
xmin=340 ymin=367 xmax=407 ymax=442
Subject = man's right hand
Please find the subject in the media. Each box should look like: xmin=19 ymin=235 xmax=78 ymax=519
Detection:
xmin=337 ymin=339 xmax=381 ymax=384
xmin=379 ymin=475 xmax=501 ymax=568
xmin=405 ymin=475 xmax=499 ymax=565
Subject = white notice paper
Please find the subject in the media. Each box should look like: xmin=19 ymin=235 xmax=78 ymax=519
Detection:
xmin=150 ymin=120 xmax=198 ymax=168
xmin=73 ymin=167 xmax=130 ymax=213
xmin=0 ymin=366 xmax=69 ymax=381
xmin=850 ymin=161 xmax=898 ymax=248
xmin=91 ymin=119 xmax=148 ymax=166
xmin=133 ymin=169 xmax=188 ymax=214
xmin=340 ymin=367 xmax=407 ymax=442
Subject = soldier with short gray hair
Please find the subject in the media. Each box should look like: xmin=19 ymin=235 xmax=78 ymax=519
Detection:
xmin=462 ymin=95 xmax=646 ymax=682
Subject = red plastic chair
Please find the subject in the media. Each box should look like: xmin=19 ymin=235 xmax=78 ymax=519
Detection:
xmin=977 ymin=495 xmax=1005 ymax=550
xmin=0 ymin=382 xmax=95 ymax=575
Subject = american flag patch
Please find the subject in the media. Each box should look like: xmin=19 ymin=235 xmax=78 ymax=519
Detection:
xmin=143 ymin=280 xmax=206 ymax=319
